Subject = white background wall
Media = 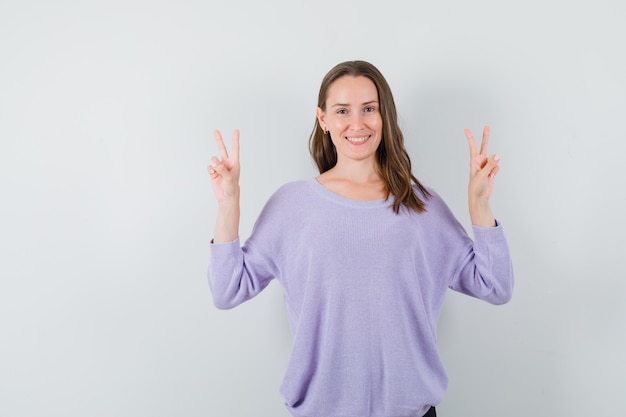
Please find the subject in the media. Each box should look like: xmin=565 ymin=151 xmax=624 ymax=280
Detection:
xmin=1 ymin=0 xmax=624 ymax=416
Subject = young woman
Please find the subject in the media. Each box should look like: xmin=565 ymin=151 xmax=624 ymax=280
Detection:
xmin=208 ymin=60 xmax=514 ymax=417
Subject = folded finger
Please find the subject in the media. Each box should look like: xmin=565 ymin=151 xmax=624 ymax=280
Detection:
xmin=481 ymin=154 xmax=500 ymax=176
xmin=209 ymin=156 xmax=224 ymax=172
xmin=207 ymin=166 xmax=218 ymax=178
xmin=488 ymin=164 xmax=500 ymax=179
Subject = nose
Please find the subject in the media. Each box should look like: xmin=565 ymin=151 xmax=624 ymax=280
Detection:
xmin=349 ymin=112 xmax=364 ymax=130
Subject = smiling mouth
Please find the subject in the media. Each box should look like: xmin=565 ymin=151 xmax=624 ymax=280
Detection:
xmin=345 ymin=135 xmax=370 ymax=144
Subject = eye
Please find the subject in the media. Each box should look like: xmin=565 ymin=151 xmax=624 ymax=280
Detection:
xmin=364 ymin=106 xmax=376 ymax=113
xmin=336 ymin=108 xmax=348 ymax=115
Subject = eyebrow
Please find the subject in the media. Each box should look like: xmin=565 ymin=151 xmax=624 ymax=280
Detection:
xmin=331 ymin=100 xmax=379 ymax=108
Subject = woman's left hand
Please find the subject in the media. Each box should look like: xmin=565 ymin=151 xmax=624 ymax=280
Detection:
xmin=465 ymin=125 xmax=499 ymax=226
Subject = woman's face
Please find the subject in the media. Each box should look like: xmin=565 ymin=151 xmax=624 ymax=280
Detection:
xmin=317 ymin=75 xmax=383 ymax=165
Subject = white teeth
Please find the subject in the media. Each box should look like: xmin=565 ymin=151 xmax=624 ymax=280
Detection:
xmin=346 ymin=136 xmax=368 ymax=143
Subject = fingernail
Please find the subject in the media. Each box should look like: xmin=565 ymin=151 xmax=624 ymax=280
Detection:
xmin=494 ymin=154 xmax=500 ymax=161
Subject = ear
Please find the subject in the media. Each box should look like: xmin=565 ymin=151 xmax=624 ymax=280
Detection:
xmin=316 ymin=107 xmax=326 ymax=131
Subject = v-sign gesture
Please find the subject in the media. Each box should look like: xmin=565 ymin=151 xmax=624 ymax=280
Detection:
xmin=464 ymin=126 xmax=499 ymax=227
xmin=208 ymin=129 xmax=241 ymax=243
xmin=208 ymin=129 xmax=241 ymax=204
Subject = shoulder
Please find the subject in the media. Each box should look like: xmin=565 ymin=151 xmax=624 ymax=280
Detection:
xmin=405 ymin=185 xmax=471 ymax=246
xmin=269 ymin=179 xmax=314 ymax=201
xmin=261 ymin=179 xmax=317 ymax=213
xmin=412 ymin=184 xmax=457 ymax=219
xmin=412 ymin=184 xmax=444 ymax=207
xmin=253 ymin=179 xmax=318 ymax=233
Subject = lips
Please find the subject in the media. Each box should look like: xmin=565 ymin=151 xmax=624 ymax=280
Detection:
xmin=345 ymin=135 xmax=370 ymax=144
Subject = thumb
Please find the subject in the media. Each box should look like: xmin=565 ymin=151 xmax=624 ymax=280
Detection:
xmin=482 ymin=154 xmax=500 ymax=177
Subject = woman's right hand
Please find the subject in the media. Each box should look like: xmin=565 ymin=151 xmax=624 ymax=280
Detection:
xmin=208 ymin=129 xmax=240 ymax=204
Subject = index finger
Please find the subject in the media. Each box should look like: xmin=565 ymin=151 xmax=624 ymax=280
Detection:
xmin=213 ymin=130 xmax=229 ymax=160
xmin=464 ymin=128 xmax=478 ymax=158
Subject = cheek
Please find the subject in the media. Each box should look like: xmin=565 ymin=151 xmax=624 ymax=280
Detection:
xmin=329 ymin=124 xmax=349 ymax=140
xmin=370 ymin=115 xmax=383 ymax=132
xmin=330 ymin=117 xmax=348 ymax=130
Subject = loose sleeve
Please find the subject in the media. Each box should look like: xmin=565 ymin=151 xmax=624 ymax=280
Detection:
xmin=449 ymin=221 xmax=515 ymax=305
xmin=207 ymin=188 xmax=288 ymax=310
xmin=208 ymin=237 xmax=276 ymax=309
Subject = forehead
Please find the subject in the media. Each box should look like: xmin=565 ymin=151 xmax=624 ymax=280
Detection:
xmin=326 ymin=75 xmax=378 ymax=104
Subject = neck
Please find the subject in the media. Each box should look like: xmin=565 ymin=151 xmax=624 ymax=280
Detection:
xmin=317 ymin=162 xmax=386 ymax=201
xmin=328 ymin=158 xmax=380 ymax=184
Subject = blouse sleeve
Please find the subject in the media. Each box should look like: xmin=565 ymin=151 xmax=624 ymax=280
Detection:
xmin=207 ymin=188 xmax=287 ymax=310
xmin=449 ymin=221 xmax=515 ymax=305
xmin=208 ymin=237 xmax=276 ymax=309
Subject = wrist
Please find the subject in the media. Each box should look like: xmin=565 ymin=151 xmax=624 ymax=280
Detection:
xmin=217 ymin=193 xmax=240 ymax=208
xmin=469 ymin=199 xmax=495 ymax=227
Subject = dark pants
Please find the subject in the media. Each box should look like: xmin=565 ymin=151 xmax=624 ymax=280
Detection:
xmin=423 ymin=406 xmax=437 ymax=417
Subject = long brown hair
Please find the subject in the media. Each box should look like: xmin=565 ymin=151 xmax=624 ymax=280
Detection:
xmin=309 ymin=60 xmax=430 ymax=213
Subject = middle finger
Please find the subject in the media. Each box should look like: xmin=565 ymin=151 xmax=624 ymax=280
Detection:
xmin=479 ymin=125 xmax=490 ymax=156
